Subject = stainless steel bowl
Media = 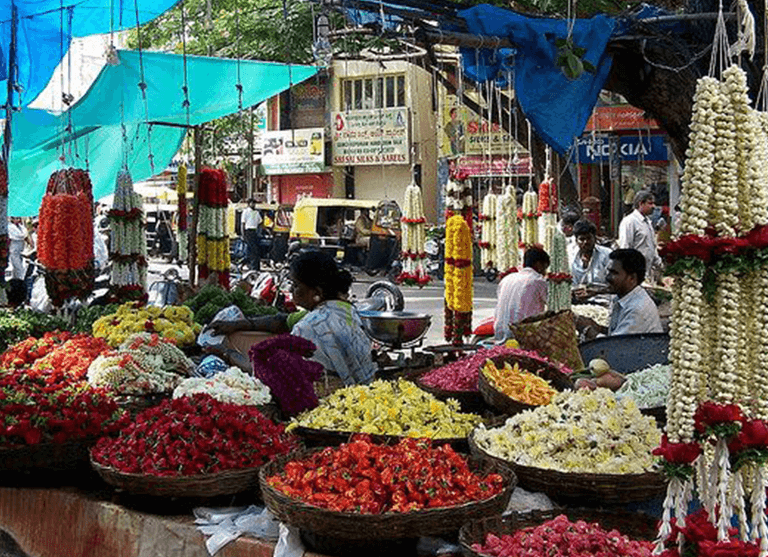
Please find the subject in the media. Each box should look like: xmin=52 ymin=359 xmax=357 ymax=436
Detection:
xmin=358 ymin=311 xmax=432 ymax=347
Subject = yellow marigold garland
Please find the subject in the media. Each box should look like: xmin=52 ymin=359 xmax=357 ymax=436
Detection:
xmin=444 ymin=215 xmax=472 ymax=344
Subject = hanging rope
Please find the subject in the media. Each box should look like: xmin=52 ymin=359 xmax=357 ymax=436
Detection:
xmin=134 ymin=0 xmax=156 ymax=175
xmin=708 ymin=0 xmax=731 ymax=77
xmin=757 ymin=0 xmax=768 ymax=111
xmin=180 ymin=0 xmax=191 ymax=129
xmin=234 ymin=1 xmax=249 ymax=196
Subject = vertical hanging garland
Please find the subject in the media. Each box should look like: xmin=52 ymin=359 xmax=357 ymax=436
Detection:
xmin=398 ymin=183 xmax=430 ymax=286
xmin=0 ymin=161 xmax=8 ymax=279
xmin=107 ymin=170 xmax=147 ymax=303
xmin=37 ymin=169 xmax=95 ymax=307
xmin=495 ymin=184 xmax=519 ymax=279
xmin=479 ymin=193 xmax=497 ymax=273
xmin=445 ymin=171 xmax=473 ymax=231
xmin=547 ymin=229 xmax=571 ymax=312
xmin=654 ymin=62 xmax=768 ymax=557
xmin=538 ymin=178 xmax=559 ymax=254
xmin=444 ymin=215 xmax=472 ymax=345
xmin=177 ymin=165 xmax=189 ymax=263
xmin=196 ymin=168 xmax=230 ymax=289
xmin=521 ymin=189 xmax=539 ymax=248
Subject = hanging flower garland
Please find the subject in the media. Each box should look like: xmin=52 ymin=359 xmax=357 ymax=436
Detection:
xmin=445 ymin=168 xmax=473 ymax=231
xmin=479 ymin=192 xmax=497 ymax=272
xmin=196 ymin=167 xmax=230 ymax=289
xmin=177 ymin=165 xmax=189 ymax=263
xmin=107 ymin=170 xmax=147 ymax=303
xmin=0 ymin=161 xmax=8 ymax=278
xmin=398 ymin=183 xmax=430 ymax=286
xmin=37 ymin=168 xmax=95 ymax=307
xmin=495 ymin=185 xmax=519 ymax=279
xmin=444 ymin=215 xmax=472 ymax=345
xmin=655 ymin=62 xmax=768 ymax=557
xmin=521 ymin=189 xmax=539 ymax=249
xmin=538 ymin=178 xmax=559 ymax=254
xmin=546 ymin=228 xmax=571 ymax=312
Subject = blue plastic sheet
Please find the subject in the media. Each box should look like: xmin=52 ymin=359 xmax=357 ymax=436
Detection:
xmin=7 ymin=49 xmax=319 ymax=216
xmin=458 ymin=4 xmax=616 ymax=154
xmin=0 ymin=0 xmax=180 ymax=109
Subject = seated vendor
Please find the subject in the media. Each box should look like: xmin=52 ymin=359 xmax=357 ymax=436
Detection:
xmin=208 ymin=249 xmax=377 ymax=386
xmin=571 ymin=219 xmax=611 ymax=301
xmin=581 ymin=248 xmax=663 ymax=339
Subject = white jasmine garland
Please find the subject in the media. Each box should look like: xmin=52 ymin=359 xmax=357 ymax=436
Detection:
xmin=174 ymin=366 xmax=271 ymax=406
xmin=521 ymin=190 xmax=538 ymax=247
xmin=480 ymin=193 xmax=497 ymax=269
xmin=495 ymin=185 xmax=519 ymax=273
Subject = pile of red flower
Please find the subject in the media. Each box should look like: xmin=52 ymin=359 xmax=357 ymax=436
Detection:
xmin=91 ymin=394 xmax=297 ymax=476
xmin=658 ymin=509 xmax=760 ymax=557
xmin=0 ymin=370 xmax=127 ymax=446
xmin=471 ymin=514 xmax=654 ymax=557
xmin=419 ymin=346 xmax=572 ymax=392
xmin=266 ymin=435 xmax=506 ymax=513
xmin=0 ymin=332 xmax=109 ymax=389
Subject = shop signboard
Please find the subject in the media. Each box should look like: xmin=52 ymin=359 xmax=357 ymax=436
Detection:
xmin=261 ymin=128 xmax=325 ymax=175
xmin=456 ymin=155 xmax=532 ymax=176
xmin=577 ymin=133 xmax=667 ymax=163
xmin=332 ymin=108 xmax=410 ymax=165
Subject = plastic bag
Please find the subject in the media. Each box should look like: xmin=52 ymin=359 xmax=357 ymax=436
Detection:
xmin=197 ymin=305 xmax=245 ymax=347
xmin=273 ymin=523 xmax=304 ymax=557
xmin=194 ymin=505 xmax=281 ymax=556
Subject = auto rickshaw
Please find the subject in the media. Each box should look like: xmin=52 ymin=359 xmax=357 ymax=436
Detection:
xmin=289 ymin=197 xmax=402 ymax=278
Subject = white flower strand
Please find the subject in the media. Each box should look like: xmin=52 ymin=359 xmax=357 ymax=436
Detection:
xmin=495 ymin=185 xmax=519 ymax=273
xmin=750 ymin=464 xmax=768 ymax=555
xmin=711 ymin=76 xmax=739 ymax=236
xmin=715 ymin=438 xmax=733 ymax=539
xmin=754 ymin=265 xmax=768 ymax=421
xmin=679 ymin=77 xmax=720 ymax=235
xmin=480 ymin=193 xmax=497 ymax=269
xmin=109 ymin=170 xmax=147 ymax=291
xmin=546 ymin=228 xmax=571 ymax=312
xmin=731 ymin=468 xmax=749 ymax=542
xmin=713 ymin=273 xmax=741 ymax=404
xmin=521 ymin=190 xmax=538 ymax=247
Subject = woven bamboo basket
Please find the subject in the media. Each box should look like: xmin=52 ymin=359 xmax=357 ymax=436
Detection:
xmin=91 ymin=457 xmax=262 ymax=498
xmin=459 ymin=508 xmax=658 ymax=557
xmin=0 ymin=437 xmax=97 ymax=472
xmin=259 ymin=449 xmax=517 ymax=540
xmin=477 ymin=355 xmax=573 ymax=416
xmin=468 ymin=431 xmax=666 ymax=505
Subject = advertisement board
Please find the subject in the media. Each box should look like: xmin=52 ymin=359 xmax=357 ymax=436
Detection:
xmin=332 ymin=108 xmax=410 ymax=165
xmin=577 ymin=133 xmax=668 ymax=163
xmin=261 ymin=128 xmax=325 ymax=175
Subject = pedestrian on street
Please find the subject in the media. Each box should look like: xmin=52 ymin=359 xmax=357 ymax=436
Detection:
xmin=241 ymin=198 xmax=262 ymax=271
xmin=7 ymin=217 xmax=27 ymax=280
xmin=618 ymin=189 xmax=662 ymax=283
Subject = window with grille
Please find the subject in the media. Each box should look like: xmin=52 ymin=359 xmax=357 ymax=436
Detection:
xmin=341 ymin=75 xmax=406 ymax=110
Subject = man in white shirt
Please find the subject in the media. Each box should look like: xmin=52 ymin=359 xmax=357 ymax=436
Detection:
xmin=571 ymin=219 xmax=611 ymax=298
xmin=493 ymin=246 xmax=550 ymax=342
xmin=7 ymin=217 xmax=27 ymax=280
xmin=618 ymin=190 xmax=661 ymax=283
xmin=560 ymin=209 xmax=581 ymax=266
xmin=241 ymin=198 xmax=262 ymax=271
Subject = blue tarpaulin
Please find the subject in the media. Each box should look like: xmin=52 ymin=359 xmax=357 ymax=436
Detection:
xmin=1 ymin=0 xmax=180 ymax=109
xmin=458 ymin=4 xmax=617 ymax=155
xmin=7 ymin=49 xmax=319 ymax=216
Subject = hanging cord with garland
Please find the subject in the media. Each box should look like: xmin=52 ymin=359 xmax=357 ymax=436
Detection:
xmin=134 ymin=0 xmax=156 ymax=176
xmin=176 ymin=0 xmax=192 ymax=264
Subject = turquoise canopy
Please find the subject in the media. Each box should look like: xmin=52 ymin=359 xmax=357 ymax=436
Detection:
xmin=7 ymin=49 xmax=319 ymax=216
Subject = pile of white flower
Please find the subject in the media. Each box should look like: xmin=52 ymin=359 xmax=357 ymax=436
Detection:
xmin=174 ymin=367 xmax=272 ymax=406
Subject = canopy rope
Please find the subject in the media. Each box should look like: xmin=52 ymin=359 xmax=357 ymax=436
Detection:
xmin=134 ymin=0 xmax=156 ymax=176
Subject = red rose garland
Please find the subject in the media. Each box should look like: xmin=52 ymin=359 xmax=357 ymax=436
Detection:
xmin=37 ymin=169 xmax=95 ymax=306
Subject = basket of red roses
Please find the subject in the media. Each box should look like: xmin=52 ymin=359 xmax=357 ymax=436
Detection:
xmin=259 ymin=435 xmax=516 ymax=551
xmin=0 ymin=335 xmax=125 ymax=472
xmin=90 ymin=394 xmax=298 ymax=498
xmin=459 ymin=508 xmax=658 ymax=557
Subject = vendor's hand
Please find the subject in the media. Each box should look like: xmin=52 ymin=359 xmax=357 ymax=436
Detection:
xmin=208 ymin=318 xmax=250 ymax=336
xmin=572 ymin=286 xmax=590 ymax=302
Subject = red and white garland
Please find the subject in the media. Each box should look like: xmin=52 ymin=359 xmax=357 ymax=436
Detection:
xmin=196 ymin=168 xmax=230 ymax=289
xmin=655 ymin=63 xmax=768 ymax=557
xmin=398 ymin=183 xmax=430 ymax=286
xmin=107 ymin=170 xmax=147 ymax=303
xmin=521 ymin=190 xmax=539 ymax=248
xmin=546 ymin=228 xmax=571 ymax=312
xmin=538 ymin=178 xmax=559 ymax=255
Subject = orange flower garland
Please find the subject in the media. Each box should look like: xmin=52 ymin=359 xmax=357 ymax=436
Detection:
xmin=37 ymin=168 xmax=95 ymax=306
xmin=444 ymin=215 xmax=473 ymax=344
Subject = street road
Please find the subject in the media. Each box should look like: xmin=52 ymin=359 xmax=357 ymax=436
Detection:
xmin=147 ymin=260 xmax=499 ymax=349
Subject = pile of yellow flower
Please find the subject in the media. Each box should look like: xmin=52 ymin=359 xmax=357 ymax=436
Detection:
xmin=92 ymin=302 xmax=201 ymax=347
xmin=289 ymin=378 xmax=482 ymax=439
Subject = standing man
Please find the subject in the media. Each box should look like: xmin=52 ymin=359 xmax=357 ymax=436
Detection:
xmin=618 ymin=189 xmax=661 ymax=283
xmin=7 ymin=217 xmax=27 ymax=280
xmin=241 ymin=198 xmax=262 ymax=272
xmin=493 ymin=246 xmax=550 ymax=342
